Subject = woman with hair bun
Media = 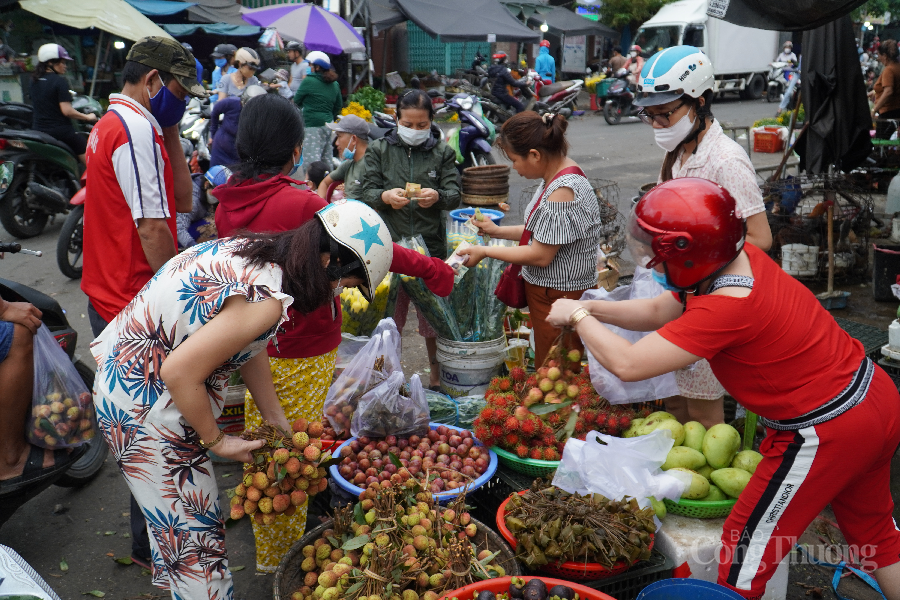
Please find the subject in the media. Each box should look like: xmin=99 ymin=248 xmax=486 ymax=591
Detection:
xmin=457 ymin=111 xmax=602 ymax=366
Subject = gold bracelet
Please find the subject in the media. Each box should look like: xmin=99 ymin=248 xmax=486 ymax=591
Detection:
xmin=199 ymin=430 xmax=225 ymax=450
xmin=569 ymin=307 xmax=591 ymax=327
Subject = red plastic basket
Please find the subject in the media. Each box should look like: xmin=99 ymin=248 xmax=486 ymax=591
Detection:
xmin=753 ymin=127 xmax=784 ymax=153
xmin=439 ymin=576 xmax=617 ymax=600
xmin=320 ymin=439 xmax=345 ymax=453
xmin=496 ymin=493 xmax=654 ymax=581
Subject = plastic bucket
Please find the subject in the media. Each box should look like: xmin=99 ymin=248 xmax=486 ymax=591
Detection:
xmin=436 ymin=336 xmax=506 ymax=357
xmin=636 ymin=579 xmax=745 ymax=599
xmin=449 ymin=207 xmax=504 ymax=225
xmin=437 ymin=349 xmax=504 ymax=398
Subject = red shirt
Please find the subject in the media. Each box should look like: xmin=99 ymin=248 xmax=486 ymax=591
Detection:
xmin=214 ymin=175 xmax=335 ymax=359
xmin=82 ymin=95 xmax=177 ymax=323
xmin=658 ymin=244 xmax=865 ymax=420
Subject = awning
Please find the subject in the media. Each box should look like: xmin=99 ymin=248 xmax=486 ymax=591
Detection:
xmin=528 ymin=6 xmax=617 ymax=37
xmin=708 ymin=0 xmax=867 ymax=31
xmin=125 ymin=0 xmax=195 ymax=16
xmin=369 ymin=0 xmax=405 ymax=34
xmin=395 ymin=0 xmax=540 ymax=42
xmin=500 ymin=0 xmax=552 ymax=21
xmin=187 ymin=0 xmax=246 ymax=26
xmin=20 ymin=0 xmax=171 ymax=41
xmin=163 ymin=23 xmax=261 ymax=37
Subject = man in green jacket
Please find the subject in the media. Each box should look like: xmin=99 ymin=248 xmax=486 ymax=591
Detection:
xmin=293 ymin=51 xmax=342 ymax=177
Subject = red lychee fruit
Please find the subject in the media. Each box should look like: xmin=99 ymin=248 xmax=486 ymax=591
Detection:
xmin=519 ymin=419 xmax=537 ymax=436
xmin=497 ymin=377 xmax=512 ymax=392
xmin=515 ymin=444 xmax=529 ymax=458
xmin=474 ymin=425 xmax=489 ymax=441
xmin=618 ymin=414 xmax=632 ymax=430
xmin=504 ymin=416 xmax=520 ymax=431
xmin=526 ymin=375 xmax=539 ymax=388
xmin=547 ymin=413 xmax=562 ymax=426
xmin=510 ymin=367 xmax=526 ymax=383
xmin=306 ymin=421 xmax=324 ymax=438
xmin=291 ymin=418 xmax=309 ymax=433
xmin=303 ymin=445 xmax=321 ymax=462
xmin=543 ymin=447 xmax=560 ymax=461
xmin=503 ymin=433 xmax=520 ymax=448
xmin=529 ymin=447 xmax=544 ymax=460
xmin=513 ymin=406 xmax=530 ymax=421
xmin=490 ymin=424 xmax=504 ymax=439
xmin=595 ymin=412 xmax=608 ymax=428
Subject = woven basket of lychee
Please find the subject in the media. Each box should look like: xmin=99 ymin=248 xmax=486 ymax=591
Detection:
xmin=439 ymin=576 xmax=617 ymax=600
xmin=330 ymin=424 xmax=498 ymax=502
xmin=227 ymin=419 xmax=335 ymax=525
xmin=274 ymin=477 xmax=521 ymax=600
xmin=472 ymin=344 xmax=646 ymax=477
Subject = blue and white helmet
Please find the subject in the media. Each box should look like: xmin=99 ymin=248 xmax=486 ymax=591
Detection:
xmin=634 ymin=46 xmax=715 ymax=107
xmin=204 ymin=165 xmax=232 ymax=187
xmin=315 ymin=200 xmax=393 ymax=302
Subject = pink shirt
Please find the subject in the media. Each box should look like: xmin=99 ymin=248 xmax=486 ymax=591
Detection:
xmin=658 ymin=119 xmax=765 ymax=219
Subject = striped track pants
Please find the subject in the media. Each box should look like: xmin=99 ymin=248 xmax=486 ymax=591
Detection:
xmin=717 ymin=365 xmax=900 ymax=599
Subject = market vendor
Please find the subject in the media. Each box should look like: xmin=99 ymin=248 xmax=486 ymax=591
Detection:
xmin=213 ymin=93 xmax=455 ymax=573
xmin=547 ymin=177 xmax=900 ymax=600
xmin=633 ymin=45 xmax=773 ymax=428
xmin=90 ymin=202 xmax=395 ymax=599
xmin=457 ymin=111 xmax=602 ymax=366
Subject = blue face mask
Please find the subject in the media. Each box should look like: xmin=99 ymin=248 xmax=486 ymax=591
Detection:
xmin=289 ymin=154 xmax=304 ymax=178
xmin=148 ymin=76 xmax=187 ymax=128
xmin=342 ymin=139 xmax=356 ymax=161
xmin=214 ymin=58 xmax=227 ymax=68
xmin=651 ymin=268 xmax=681 ymax=292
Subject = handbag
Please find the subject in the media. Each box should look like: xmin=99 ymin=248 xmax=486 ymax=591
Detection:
xmin=494 ymin=166 xmax=586 ymax=308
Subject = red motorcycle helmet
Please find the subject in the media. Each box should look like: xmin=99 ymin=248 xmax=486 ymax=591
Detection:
xmin=540 ymin=40 xmax=551 ymax=48
xmin=628 ymin=178 xmax=745 ymax=290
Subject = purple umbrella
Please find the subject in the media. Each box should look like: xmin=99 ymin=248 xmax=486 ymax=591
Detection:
xmin=241 ymin=3 xmax=364 ymax=55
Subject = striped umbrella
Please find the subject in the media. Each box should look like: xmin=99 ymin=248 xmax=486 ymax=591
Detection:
xmin=241 ymin=3 xmax=365 ymax=55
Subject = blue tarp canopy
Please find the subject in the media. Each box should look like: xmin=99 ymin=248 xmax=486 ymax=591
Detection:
xmin=162 ymin=23 xmax=261 ymax=36
xmin=124 ymin=0 xmax=195 ymax=16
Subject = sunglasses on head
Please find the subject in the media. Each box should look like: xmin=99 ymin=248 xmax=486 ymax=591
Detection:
xmin=246 ymin=63 xmax=259 ymax=71
xmin=637 ymin=101 xmax=687 ymax=127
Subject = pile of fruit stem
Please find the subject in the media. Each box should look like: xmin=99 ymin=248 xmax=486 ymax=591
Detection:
xmin=289 ymin=478 xmax=508 ymax=600
xmin=503 ymin=480 xmax=655 ymax=569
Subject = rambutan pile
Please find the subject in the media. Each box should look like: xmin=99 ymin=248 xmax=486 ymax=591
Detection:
xmin=471 ymin=343 xmax=640 ymax=460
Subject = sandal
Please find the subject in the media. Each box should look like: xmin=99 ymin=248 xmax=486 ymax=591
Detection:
xmin=0 ymin=443 xmax=87 ymax=497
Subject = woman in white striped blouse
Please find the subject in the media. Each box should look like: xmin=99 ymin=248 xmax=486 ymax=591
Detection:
xmin=458 ymin=112 xmax=603 ymax=365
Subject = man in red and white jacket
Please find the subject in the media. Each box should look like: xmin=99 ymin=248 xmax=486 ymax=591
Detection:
xmin=81 ymin=36 xmax=207 ymax=573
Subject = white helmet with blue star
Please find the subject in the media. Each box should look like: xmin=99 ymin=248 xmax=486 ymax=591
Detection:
xmin=315 ymin=200 xmax=393 ymax=302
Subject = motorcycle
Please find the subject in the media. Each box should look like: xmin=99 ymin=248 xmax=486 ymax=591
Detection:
xmin=440 ymin=93 xmax=497 ymax=171
xmin=0 ymin=96 xmax=100 ymax=239
xmin=532 ymin=77 xmax=582 ymax=117
xmin=603 ymin=69 xmax=640 ymax=125
xmin=181 ymin=97 xmax=211 ymax=171
xmin=0 ymin=240 xmax=108 ymax=526
xmin=766 ymin=61 xmax=795 ymax=103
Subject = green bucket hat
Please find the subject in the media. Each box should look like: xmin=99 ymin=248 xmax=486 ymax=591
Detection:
xmin=126 ymin=36 xmax=208 ymax=98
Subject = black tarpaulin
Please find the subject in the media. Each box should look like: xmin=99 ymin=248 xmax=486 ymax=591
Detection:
xmin=707 ymin=0 xmax=866 ymax=31
xmin=395 ymin=0 xmax=540 ymax=42
xmin=794 ymin=16 xmax=872 ymax=174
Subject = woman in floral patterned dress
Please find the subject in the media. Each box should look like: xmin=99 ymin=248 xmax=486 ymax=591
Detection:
xmin=90 ymin=202 xmax=394 ymax=600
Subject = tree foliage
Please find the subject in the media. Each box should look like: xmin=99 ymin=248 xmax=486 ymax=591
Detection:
xmin=852 ymin=0 xmax=900 ymax=21
xmin=595 ymin=0 xmax=678 ymax=30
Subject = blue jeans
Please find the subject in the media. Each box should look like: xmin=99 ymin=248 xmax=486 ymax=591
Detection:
xmin=0 ymin=320 xmax=13 ymax=363
xmin=779 ymin=75 xmax=799 ymax=112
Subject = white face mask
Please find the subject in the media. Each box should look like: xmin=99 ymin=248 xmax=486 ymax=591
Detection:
xmin=653 ymin=109 xmax=696 ymax=152
xmin=397 ymin=124 xmax=430 ymax=146
xmin=631 ymin=52 xmax=638 ymax=58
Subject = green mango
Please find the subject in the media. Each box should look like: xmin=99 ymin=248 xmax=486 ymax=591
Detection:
xmin=635 ymin=412 xmax=677 ymax=436
xmin=648 ymin=496 xmax=667 ymax=519
xmin=696 ymin=464 xmax=714 ymax=480
xmin=700 ymin=485 xmax=728 ymax=502
xmin=669 ymin=467 xmax=710 ymax=500
xmin=732 ymin=450 xmax=764 ymax=474
xmin=661 ymin=446 xmax=706 ymax=471
xmin=623 ymin=418 xmax=645 ymax=438
xmin=702 ymin=424 xmax=741 ymax=469
xmin=710 ymin=468 xmax=752 ymax=499
xmin=645 ymin=411 xmax=677 ymax=422
xmin=683 ymin=421 xmax=707 ymax=452
xmin=654 ymin=419 xmax=686 ymax=446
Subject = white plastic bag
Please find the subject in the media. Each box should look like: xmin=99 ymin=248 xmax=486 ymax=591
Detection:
xmin=351 ymin=372 xmax=430 ymax=438
xmin=324 ymin=319 xmax=403 ymax=435
xmin=335 ymin=318 xmax=399 ymax=371
xmin=552 ymin=429 xmax=686 ymax=510
xmin=580 ymin=267 xmax=679 ymax=404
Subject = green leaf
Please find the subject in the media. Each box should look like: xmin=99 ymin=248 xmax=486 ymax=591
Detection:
xmin=529 ymin=401 xmax=572 ymax=415
xmin=224 ymin=517 xmax=240 ymax=529
xmin=345 ymin=582 xmax=364 ymax=597
xmin=388 ymin=451 xmax=402 ymax=469
xmin=317 ymin=455 xmax=342 ymax=470
xmin=59 ymin=559 xmax=68 ymax=572
xmin=477 ymin=550 xmax=500 ymax=566
xmin=139 ymin=568 xmax=152 ymax=577
xmin=113 ymin=557 xmax=133 ymax=566
xmin=103 ymin=531 xmax=116 ymax=536
xmin=327 ymin=536 xmax=341 ymax=548
xmin=226 ymin=488 xmax=235 ymax=499
xmin=82 ymin=591 xmax=105 ymax=598
xmin=221 ymin=473 xmax=231 ymax=478
xmin=391 ymin=567 xmax=402 ymax=583
xmin=386 ymin=583 xmax=393 ymax=596
xmin=341 ymin=534 xmax=370 ymax=551
xmin=277 ymin=465 xmax=288 ymax=483
xmin=562 ymin=410 xmax=578 ymax=441
xmin=231 ymin=565 xmax=245 ymax=572
xmin=353 ymin=502 xmax=366 ymax=526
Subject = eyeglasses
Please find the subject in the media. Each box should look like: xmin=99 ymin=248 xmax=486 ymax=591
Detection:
xmin=246 ymin=64 xmax=259 ymax=71
xmin=637 ymin=102 xmax=686 ymax=127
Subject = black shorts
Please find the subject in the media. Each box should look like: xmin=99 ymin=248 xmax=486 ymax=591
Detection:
xmin=39 ymin=127 xmax=87 ymax=156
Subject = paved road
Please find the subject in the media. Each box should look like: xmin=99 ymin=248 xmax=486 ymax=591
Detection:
xmin=0 ymin=96 xmax=784 ymax=600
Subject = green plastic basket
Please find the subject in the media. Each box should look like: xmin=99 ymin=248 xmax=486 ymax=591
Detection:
xmin=491 ymin=446 xmax=559 ymax=477
xmin=663 ymin=497 xmax=737 ymax=519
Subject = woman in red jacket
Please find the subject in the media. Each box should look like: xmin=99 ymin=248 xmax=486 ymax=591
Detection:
xmin=547 ymin=178 xmax=900 ymax=600
xmin=214 ymin=94 xmax=453 ymax=573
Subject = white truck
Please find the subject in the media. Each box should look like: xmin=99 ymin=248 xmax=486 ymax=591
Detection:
xmin=635 ymin=0 xmax=781 ymax=99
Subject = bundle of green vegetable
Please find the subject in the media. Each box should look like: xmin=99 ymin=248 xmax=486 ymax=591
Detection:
xmin=397 ymin=236 xmax=463 ymax=341
xmin=347 ymin=86 xmax=386 ymax=115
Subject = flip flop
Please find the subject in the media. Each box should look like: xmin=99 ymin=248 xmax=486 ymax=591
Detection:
xmin=0 ymin=443 xmax=87 ymax=497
